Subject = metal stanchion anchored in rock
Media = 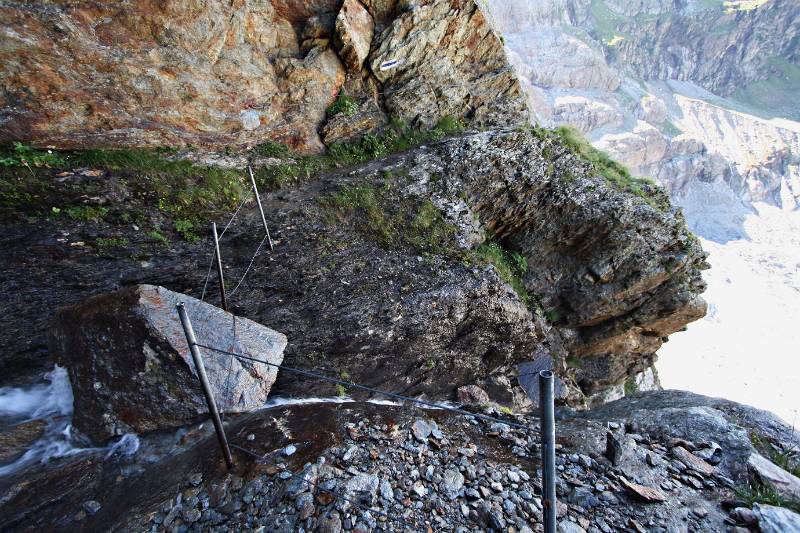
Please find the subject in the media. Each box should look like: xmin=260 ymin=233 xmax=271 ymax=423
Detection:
xmin=176 ymin=302 xmax=235 ymax=470
xmin=201 ymin=164 xmax=275 ymax=309
xmin=539 ymin=370 xmax=558 ymax=533
xmin=183 ymin=166 xmax=279 ymax=469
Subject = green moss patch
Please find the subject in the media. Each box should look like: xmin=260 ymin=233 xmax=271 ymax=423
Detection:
xmin=320 ymin=183 xmax=458 ymax=256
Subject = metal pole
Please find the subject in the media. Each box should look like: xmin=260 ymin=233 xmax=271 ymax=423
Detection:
xmin=539 ymin=370 xmax=557 ymax=533
xmin=211 ymin=222 xmax=228 ymax=311
xmin=176 ymin=303 xmax=235 ymax=470
xmin=247 ymin=165 xmax=274 ymax=251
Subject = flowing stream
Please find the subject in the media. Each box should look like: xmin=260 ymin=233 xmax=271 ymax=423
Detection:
xmin=0 ymin=366 xmax=139 ymax=477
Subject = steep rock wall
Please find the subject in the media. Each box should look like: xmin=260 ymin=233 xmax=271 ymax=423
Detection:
xmin=0 ymin=0 xmax=528 ymax=151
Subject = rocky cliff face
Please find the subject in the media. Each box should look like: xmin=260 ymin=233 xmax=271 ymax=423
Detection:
xmin=0 ymin=127 xmax=706 ymax=408
xmin=0 ymin=1 xmax=709 ymax=406
xmin=0 ymin=0 xmax=528 ymax=151
xmin=611 ymin=0 xmax=800 ymax=97
xmin=488 ymin=0 xmax=800 ymax=213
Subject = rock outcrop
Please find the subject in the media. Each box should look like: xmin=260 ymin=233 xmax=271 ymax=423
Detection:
xmin=213 ymin=128 xmax=706 ymax=404
xmin=49 ymin=285 xmax=286 ymax=442
xmin=369 ymin=0 xmax=530 ymax=128
xmin=334 ymin=0 xmax=375 ymax=73
xmin=0 ymin=0 xmax=528 ymax=151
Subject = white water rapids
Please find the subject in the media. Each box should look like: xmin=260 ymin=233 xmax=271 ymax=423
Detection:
xmin=0 ymin=366 xmax=140 ymax=477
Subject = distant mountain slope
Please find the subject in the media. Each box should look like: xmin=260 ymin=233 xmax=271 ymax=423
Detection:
xmin=487 ymin=0 xmax=800 ymax=225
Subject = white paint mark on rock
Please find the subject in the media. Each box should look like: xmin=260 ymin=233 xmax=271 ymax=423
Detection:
xmin=240 ymin=109 xmax=261 ymax=131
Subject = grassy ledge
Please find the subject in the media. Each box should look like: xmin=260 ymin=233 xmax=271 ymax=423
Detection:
xmin=0 ymin=116 xmax=466 ymax=240
xmin=532 ymin=125 xmax=670 ymax=211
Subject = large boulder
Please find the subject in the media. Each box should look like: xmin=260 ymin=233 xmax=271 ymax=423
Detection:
xmin=754 ymin=504 xmax=800 ymax=533
xmin=748 ymin=452 xmax=800 ymax=500
xmin=49 ymin=285 xmax=286 ymax=443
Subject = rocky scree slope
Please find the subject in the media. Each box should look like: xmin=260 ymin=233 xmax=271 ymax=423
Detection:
xmin=2 ymin=391 xmax=799 ymax=532
xmin=0 ymin=0 xmax=529 ymax=152
xmin=0 ymin=128 xmax=706 ymax=407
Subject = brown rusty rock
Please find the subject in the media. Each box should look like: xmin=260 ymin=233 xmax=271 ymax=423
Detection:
xmin=0 ymin=0 xmax=528 ymax=151
xmin=334 ymin=0 xmax=375 ymax=73
xmin=0 ymin=1 xmax=344 ymax=152
xmin=672 ymin=445 xmax=716 ymax=476
xmin=620 ymin=477 xmax=667 ymax=503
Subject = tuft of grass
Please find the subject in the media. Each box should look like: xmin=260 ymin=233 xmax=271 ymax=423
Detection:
xmin=736 ymin=483 xmax=800 ymax=514
xmin=95 ymin=236 xmax=129 ymax=248
xmin=624 ymin=376 xmax=639 ymax=396
xmin=174 ymin=218 xmax=199 ymax=243
xmin=553 ymin=125 xmax=668 ymax=210
xmin=327 ymin=93 xmax=359 ymax=117
xmin=253 ymin=141 xmax=290 ymax=158
xmin=566 ymin=355 xmax=583 ymax=368
xmin=499 ymin=406 xmax=513 ymax=415
xmin=434 ymin=115 xmax=466 ymax=136
xmin=470 ymin=242 xmax=530 ymax=305
xmin=66 ymin=205 xmax=109 ymax=222
xmin=320 ymin=184 xmax=457 ymax=255
xmin=146 ymin=229 xmax=169 ymax=246
xmin=0 ymin=142 xmax=66 ymax=169
xmin=544 ymin=309 xmax=561 ymax=323
xmin=335 ymin=384 xmax=347 ymax=397
xmin=750 ymin=431 xmax=800 ymax=478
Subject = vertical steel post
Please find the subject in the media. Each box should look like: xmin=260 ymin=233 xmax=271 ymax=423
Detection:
xmin=539 ymin=370 xmax=557 ymax=533
xmin=247 ymin=165 xmax=274 ymax=251
xmin=176 ymin=303 xmax=235 ymax=470
xmin=211 ymin=222 xmax=228 ymax=311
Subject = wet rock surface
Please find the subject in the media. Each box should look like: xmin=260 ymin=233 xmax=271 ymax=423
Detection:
xmin=49 ymin=285 xmax=286 ymax=442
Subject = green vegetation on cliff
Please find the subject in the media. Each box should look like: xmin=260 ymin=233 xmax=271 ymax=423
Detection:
xmin=0 ymin=116 xmax=466 ymax=241
xmin=320 ymin=183 xmax=457 ymax=256
xmin=551 ymin=125 xmax=670 ymax=211
xmin=470 ymin=242 xmax=530 ymax=305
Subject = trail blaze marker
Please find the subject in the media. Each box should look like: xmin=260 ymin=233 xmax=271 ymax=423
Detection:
xmin=380 ymin=58 xmax=401 ymax=71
